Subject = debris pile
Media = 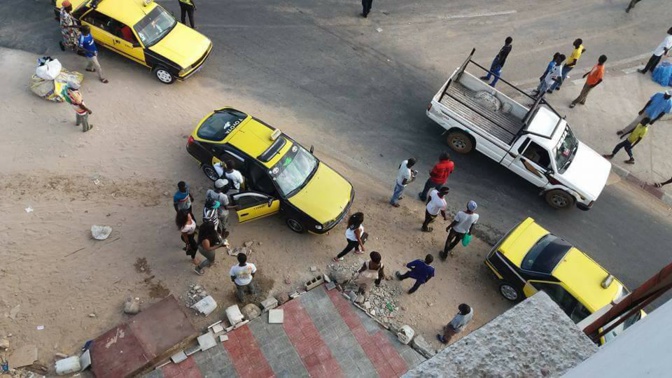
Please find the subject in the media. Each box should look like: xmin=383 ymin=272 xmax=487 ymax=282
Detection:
xmin=184 ymin=284 xmax=208 ymax=308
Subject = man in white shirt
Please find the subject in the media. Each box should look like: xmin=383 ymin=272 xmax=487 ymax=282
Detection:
xmin=437 ymin=303 xmax=473 ymax=344
xmin=390 ymin=158 xmax=417 ymax=208
xmin=230 ymin=253 xmax=257 ymax=302
xmin=421 ymin=187 xmax=449 ymax=232
xmin=441 ymin=200 xmax=479 ymax=259
xmin=224 ymin=159 xmax=245 ymax=195
xmin=639 ymin=27 xmax=672 ymax=74
xmin=205 ymin=179 xmax=238 ymax=239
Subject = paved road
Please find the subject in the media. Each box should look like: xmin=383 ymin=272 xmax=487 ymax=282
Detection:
xmin=3 ymin=0 xmax=672 ymax=302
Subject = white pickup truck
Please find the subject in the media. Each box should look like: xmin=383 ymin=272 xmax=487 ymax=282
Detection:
xmin=426 ymin=50 xmax=611 ymax=210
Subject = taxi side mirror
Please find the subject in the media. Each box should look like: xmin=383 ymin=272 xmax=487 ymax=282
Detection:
xmin=309 ymin=145 xmax=314 ymax=154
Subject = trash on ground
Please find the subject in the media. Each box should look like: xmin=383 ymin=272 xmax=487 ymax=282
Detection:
xmin=90 ymin=225 xmax=112 ymax=240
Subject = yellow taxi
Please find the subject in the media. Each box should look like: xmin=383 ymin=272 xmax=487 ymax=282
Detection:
xmin=485 ymin=217 xmax=643 ymax=344
xmin=186 ymin=107 xmax=354 ymax=234
xmin=54 ymin=0 xmax=212 ymax=84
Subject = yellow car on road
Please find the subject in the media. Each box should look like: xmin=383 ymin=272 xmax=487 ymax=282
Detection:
xmin=485 ymin=217 xmax=643 ymax=344
xmin=186 ymin=107 xmax=354 ymax=234
xmin=54 ymin=0 xmax=212 ymax=83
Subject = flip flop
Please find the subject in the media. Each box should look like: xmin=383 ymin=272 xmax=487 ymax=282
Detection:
xmin=86 ymin=68 xmax=96 ymax=72
xmin=100 ymin=79 xmax=109 ymax=83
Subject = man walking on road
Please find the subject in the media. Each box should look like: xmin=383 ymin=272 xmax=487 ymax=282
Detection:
xmin=604 ymin=118 xmax=650 ymax=165
xmin=361 ymin=0 xmax=373 ymax=18
xmin=178 ymin=0 xmax=196 ymax=28
xmin=551 ymin=39 xmax=585 ymax=92
xmin=78 ymin=26 xmax=108 ymax=83
xmin=63 ymin=82 xmax=94 ymax=132
xmin=440 ymin=201 xmax=479 ymax=260
xmin=639 ymin=27 xmax=672 ymax=74
xmin=437 ymin=304 xmax=473 ymax=344
xmin=390 ymin=158 xmax=417 ymax=207
xmin=479 ymin=36 xmax=513 ymax=88
xmin=419 ymin=152 xmax=454 ymax=201
xmin=395 ymin=254 xmax=435 ymax=294
xmin=618 ymin=91 xmax=672 ymax=135
xmin=533 ymin=54 xmax=565 ymax=97
xmin=230 ymin=252 xmax=257 ymax=302
xmin=569 ymin=55 xmax=607 ymax=108
xmin=422 ymin=187 xmax=449 ymax=232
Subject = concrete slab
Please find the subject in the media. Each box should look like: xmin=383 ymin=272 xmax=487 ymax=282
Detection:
xmin=197 ymin=332 xmax=217 ymax=352
xmin=268 ymin=309 xmax=284 ymax=324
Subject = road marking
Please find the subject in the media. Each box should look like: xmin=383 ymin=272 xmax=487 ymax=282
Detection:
xmin=437 ymin=10 xmax=517 ymax=20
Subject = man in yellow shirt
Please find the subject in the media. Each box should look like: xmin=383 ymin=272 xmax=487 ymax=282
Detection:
xmin=603 ymin=117 xmax=650 ymax=164
xmin=550 ymin=39 xmax=585 ymax=92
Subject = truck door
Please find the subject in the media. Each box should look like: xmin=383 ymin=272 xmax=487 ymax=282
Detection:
xmin=505 ymin=138 xmax=550 ymax=187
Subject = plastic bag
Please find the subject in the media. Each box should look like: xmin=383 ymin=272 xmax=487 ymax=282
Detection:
xmin=35 ymin=59 xmax=62 ymax=80
xmin=462 ymin=233 xmax=472 ymax=247
xmin=652 ymin=61 xmax=672 ymax=87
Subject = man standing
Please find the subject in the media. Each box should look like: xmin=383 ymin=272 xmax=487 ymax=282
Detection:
xmin=390 ymin=158 xmax=417 ymax=207
xmin=569 ymin=55 xmax=607 ymax=108
xmin=551 ymin=39 xmax=585 ymax=92
xmin=604 ymin=118 xmax=650 ymax=165
xmin=78 ymin=25 xmax=108 ymax=83
xmin=174 ymin=181 xmax=196 ymax=223
xmin=421 ymin=187 xmax=449 ymax=232
xmin=437 ymin=304 xmax=473 ymax=344
xmin=395 ymin=254 xmax=435 ymax=294
xmin=178 ymin=0 xmax=196 ymax=28
xmin=440 ymin=201 xmax=479 ymax=260
xmin=230 ymin=253 xmax=257 ymax=302
xmin=639 ymin=27 xmax=672 ymax=74
xmin=361 ymin=0 xmax=373 ymax=18
xmin=534 ymin=54 xmax=565 ymax=97
xmin=206 ymin=179 xmax=237 ymax=239
xmin=224 ymin=159 xmax=245 ymax=194
xmin=418 ymin=152 xmax=454 ymax=201
xmin=480 ymin=36 xmax=513 ymax=88
xmin=63 ymin=82 xmax=93 ymax=132
xmin=618 ymin=91 xmax=672 ymax=135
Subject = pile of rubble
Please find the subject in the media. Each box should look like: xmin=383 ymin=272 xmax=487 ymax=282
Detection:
xmin=184 ymin=284 xmax=209 ymax=308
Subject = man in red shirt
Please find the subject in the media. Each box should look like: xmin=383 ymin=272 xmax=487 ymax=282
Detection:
xmin=569 ymin=55 xmax=607 ymax=108
xmin=419 ymin=152 xmax=455 ymax=202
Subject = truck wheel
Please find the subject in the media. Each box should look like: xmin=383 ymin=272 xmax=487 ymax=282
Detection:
xmin=544 ymin=189 xmax=575 ymax=209
xmin=153 ymin=65 xmax=175 ymax=84
xmin=446 ymin=130 xmax=474 ymax=154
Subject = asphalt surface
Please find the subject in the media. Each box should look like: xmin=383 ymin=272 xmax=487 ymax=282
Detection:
xmin=3 ymin=0 xmax=672 ymax=305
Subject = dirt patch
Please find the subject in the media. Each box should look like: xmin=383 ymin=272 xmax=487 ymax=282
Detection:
xmin=148 ymin=280 xmax=171 ymax=299
xmin=134 ymin=257 xmax=152 ymax=275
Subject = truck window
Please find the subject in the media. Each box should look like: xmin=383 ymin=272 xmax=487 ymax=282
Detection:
xmin=522 ymin=142 xmax=551 ymax=170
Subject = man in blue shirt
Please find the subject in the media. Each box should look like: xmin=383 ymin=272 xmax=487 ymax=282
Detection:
xmin=618 ymin=91 xmax=672 ymax=136
xmin=78 ymin=25 xmax=108 ymax=83
xmin=395 ymin=254 xmax=435 ymax=294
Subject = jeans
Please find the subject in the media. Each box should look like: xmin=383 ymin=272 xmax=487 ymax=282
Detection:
xmin=550 ymin=65 xmax=573 ymax=91
xmin=483 ymin=58 xmax=502 ymax=87
xmin=85 ymin=55 xmax=105 ymax=81
xmin=422 ymin=210 xmax=438 ymax=231
xmin=390 ymin=182 xmax=405 ymax=205
xmin=180 ymin=3 xmax=195 ymax=28
xmin=612 ymin=140 xmax=634 ymax=159
xmin=398 ymin=271 xmax=424 ymax=294
xmin=536 ymin=79 xmax=550 ymax=95
xmin=362 ymin=0 xmax=373 ymax=15
xmin=76 ymin=113 xmax=92 ymax=132
xmin=419 ymin=179 xmax=442 ymax=201
xmin=235 ymin=281 xmax=257 ymax=302
xmin=441 ymin=228 xmax=465 ymax=258
xmin=337 ymin=239 xmax=360 ymax=258
xmin=197 ymin=246 xmax=216 ymax=271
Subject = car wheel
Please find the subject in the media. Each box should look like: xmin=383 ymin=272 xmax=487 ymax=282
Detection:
xmin=499 ymin=283 xmax=521 ymax=302
xmin=446 ymin=130 xmax=474 ymax=154
xmin=153 ymin=66 xmax=175 ymax=84
xmin=544 ymin=189 xmax=575 ymax=209
xmin=201 ymin=164 xmax=219 ymax=181
xmin=286 ymin=218 xmax=306 ymax=233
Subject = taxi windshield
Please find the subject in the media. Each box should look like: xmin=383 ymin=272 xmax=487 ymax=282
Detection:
xmin=521 ymin=234 xmax=572 ymax=273
xmin=271 ymin=145 xmax=318 ymax=197
xmin=134 ymin=6 xmax=176 ymax=47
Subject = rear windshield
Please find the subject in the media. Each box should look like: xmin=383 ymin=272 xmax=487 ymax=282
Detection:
xmin=521 ymin=234 xmax=572 ymax=273
xmin=196 ymin=109 xmax=247 ymax=141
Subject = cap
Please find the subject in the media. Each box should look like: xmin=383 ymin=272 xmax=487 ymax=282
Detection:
xmin=467 ymin=200 xmax=477 ymax=211
xmin=62 ymin=0 xmax=71 ymax=7
xmin=214 ymin=179 xmax=229 ymax=189
xmin=67 ymin=81 xmax=80 ymax=90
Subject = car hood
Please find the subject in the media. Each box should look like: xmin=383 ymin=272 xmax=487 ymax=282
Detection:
xmin=148 ymin=23 xmax=211 ymax=68
xmin=287 ymin=163 xmax=353 ymax=224
xmin=558 ymin=142 xmax=611 ymax=200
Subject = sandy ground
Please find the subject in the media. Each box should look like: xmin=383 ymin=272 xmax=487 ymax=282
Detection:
xmin=0 ymin=46 xmax=510 ymax=371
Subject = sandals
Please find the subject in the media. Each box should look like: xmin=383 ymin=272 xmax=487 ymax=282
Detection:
xmin=193 ymin=267 xmax=204 ymax=276
xmin=100 ymin=79 xmax=109 ymax=83
xmin=86 ymin=68 xmax=96 ymax=72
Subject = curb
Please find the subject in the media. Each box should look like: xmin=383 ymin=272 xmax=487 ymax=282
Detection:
xmin=610 ymin=164 xmax=672 ymax=207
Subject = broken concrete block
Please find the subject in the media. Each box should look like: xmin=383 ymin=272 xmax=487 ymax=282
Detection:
xmin=323 ymin=274 xmax=331 ymax=283
xmin=310 ymin=266 xmax=318 ymax=272
xmin=123 ymin=297 xmax=141 ymax=315
xmin=268 ymin=309 xmax=284 ymax=324
xmin=276 ymin=292 xmax=289 ymax=305
xmin=225 ymin=305 xmax=244 ymax=326
xmin=260 ymin=297 xmax=278 ymax=312
xmin=364 ymin=302 xmax=371 ymax=310
xmin=219 ymin=335 xmax=229 ymax=342
xmin=211 ymin=324 xmax=224 ymax=334
xmin=347 ymin=291 xmax=358 ymax=301
xmin=305 ymin=275 xmax=324 ymax=291
xmin=192 ymin=295 xmax=217 ymax=316
xmin=241 ymin=303 xmax=262 ymax=320
xmin=170 ymin=351 xmax=187 ymax=364
xmin=289 ymin=291 xmax=300 ymax=299
xmin=55 ymin=356 xmax=81 ymax=375
xmin=234 ymin=320 xmax=250 ymax=329
xmin=197 ymin=333 xmax=217 ymax=352
xmin=325 ymin=282 xmax=336 ymax=291
xmin=185 ymin=345 xmax=201 ymax=356
xmin=397 ymin=325 xmax=415 ymax=345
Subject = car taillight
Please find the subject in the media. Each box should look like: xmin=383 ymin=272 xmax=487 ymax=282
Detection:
xmin=187 ymin=135 xmax=194 ymax=146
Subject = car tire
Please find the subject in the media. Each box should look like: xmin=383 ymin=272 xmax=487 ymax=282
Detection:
xmin=446 ymin=130 xmax=474 ymax=154
xmin=153 ymin=65 xmax=175 ymax=84
xmin=286 ymin=218 xmax=306 ymax=233
xmin=499 ymin=282 xmax=521 ymax=302
xmin=201 ymin=164 xmax=219 ymax=181
xmin=544 ymin=189 xmax=575 ymax=209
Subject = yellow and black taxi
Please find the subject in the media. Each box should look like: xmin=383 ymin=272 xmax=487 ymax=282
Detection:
xmin=186 ymin=107 xmax=354 ymax=234
xmin=54 ymin=0 xmax=212 ymax=84
xmin=485 ymin=217 xmax=643 ymax=344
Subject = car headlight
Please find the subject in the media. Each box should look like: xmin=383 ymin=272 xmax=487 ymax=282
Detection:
xmin=314 ymin=225 xmax=323 ymax=230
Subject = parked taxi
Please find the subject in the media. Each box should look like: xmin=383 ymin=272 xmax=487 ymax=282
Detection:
xmin=54 ymin=0 xmax=212 ymax=83
xmin=186 ymin=107 xmax=354 ymax=234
